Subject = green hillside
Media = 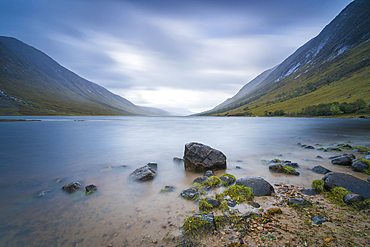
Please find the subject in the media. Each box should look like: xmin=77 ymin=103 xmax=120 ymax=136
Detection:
xmin=0 ymin=36 xmax=159 ymax=116
xmin=202 ymin=0 xmax=370 ymax=117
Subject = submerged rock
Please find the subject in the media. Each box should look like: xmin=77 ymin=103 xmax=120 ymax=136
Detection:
xmin=62 ymin=182 xmax=82 ymax=192
xmin=193 ymin=176 xmax=208 ymax=184
xmin=173 ymin=157 xmax=183 ymax=163
xmin=220 ymin=176 xmax=235 ymax=186
xmin=183 ymin=142 xmax=227 ymax=172
xmin=311 ymin=165 xmax=331 ymax=174
xmin=130 ymin=165 xmax=156 ymax=181
xmin=236 ymin=177 xmax=274 ymax=196
xmin=147 ymin=162 xmax=157 ymax=171
xmin=322 ymin=172 xmax=370 ymax=199
xmin=37 ymin=190 xmax=52 ymax=197
xmin=344 ymin=193 xmax=365 ymax=205
xmin=269 ymin=164 xmax=283 ymax=173
xmin=85 ymin=184 xmax=97 ymax=192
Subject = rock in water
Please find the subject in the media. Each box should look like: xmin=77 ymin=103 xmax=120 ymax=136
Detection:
xmin=322 ymin=172 xmax=370 ymax=199
xmin=311 ymin=165 xmax=331 ymax=174
xmin=180 ymin=187 xmax=200 ymax=200
xmin=236 ymin=177 xmax=274 ymax=196
xmin=62 ymin=182 xmax=82 ymax=192
xmin=269 ymin=164 xmax=283 ymax=173
xmin=130 ymin=165 xmax=156 ymax=181
xmin=331 ymin=156 xmax=352 ymax=166
xmin=85 ymin=184 xmax=97 ymax=192
xmin=183 ymin=142 xmax=226 ymax=172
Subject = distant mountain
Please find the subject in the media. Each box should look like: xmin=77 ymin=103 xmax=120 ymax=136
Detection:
xmin=202 ymin=0 xmax=370 ymax=116
xmin=0 ymin=36 xmax=162 ymax=116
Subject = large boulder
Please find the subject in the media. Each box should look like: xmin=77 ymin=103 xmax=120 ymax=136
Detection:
xmin=322 ymin=172 xmax=370 ymax=199
xmin=236 ymin=177 xmax=274 ymax=196
xmin=183 ymin=142 xmax=227 ymax=172
xmin=351 ymin=161 xmax=369 ymax=172
xmin=311 ymin=165 xmax=331 ymax=174
xmin=130 ymin=165 xmax=156 ymax=181
xmin=331 ymin=156 xmax=352 ymax=166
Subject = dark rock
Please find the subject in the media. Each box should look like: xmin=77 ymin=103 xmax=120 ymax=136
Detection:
xmin=288 ymin=198 xmax=312 ymax=206
xmin=183 ymin=142 xmax=227 ymax=172
xmin=290 ymin=171 xmax=300 ymax=176
xmin=322 ymin=172 xmax=370 ymax=199
xmin=296 ymin=142 xmax=302 ymax=146
xmin=241 ymin=212 xmax=261 ymax=219
xmin=328 ymin=155 xmax=340 ymax=159
xmin=268 ymin=159 xmax=281 ymax=164
xmin=301 ymin=144 xmax=307 ymax=148
xmin=227 ymin=200 xmax=237 ymax=207
xmin=269 ymin=164 xmax=283 ymax=173
xmin=235 ymin=166 xmax=242 ymax=169
xmin=338 ymin=144 xmax=352 ymax=149
xmin=285 ymin=163 xmax=299 ymax=168
xmin=344 ymin=153 xmax=356 ymax=160
xmin=37 ymin=190 xmax=52 ymax=197
xmin=62 ymin=182 xmax=82 ymax=192
xmin=351 ymin=161 xmax=369 ymax=172
xmin=173 ymin=157 xmax=183 ymax=163
xmin=204 ymin=170 xmax=215 ymax=177
xmin=236 ymin=177 xmax=275 ymax=196
xmin=316 ymin=156 xmax=323 ymax=159
xmin=193 ymin=176 xmax=208 ymax=184
xmin=311 ymin=165 xmax=331 ymax=174
xmin=249 ymin=201 xmax=260 ymax=208
xmin=206 ymin=198 xmax=221 ymax=207
xmin=344 ymin=194 xmax=365 ymax=205
xmin=147 ymin=162 xmax=157 ymax=171
xmin=161 ymin=185 xmax=175 ymax=193
xmin=300 ymin=188 xmax=317 ymax=196
xmin=220 ymin=176 xmax=235 ymax=186
xmin=130 ymin=165 xmax=156 ymax=181
xmin=327 ymin=147 xmax=341 ymax=151
xmin=304 ymin=145 xmax=315 ymax=149
xmin=331 ymin=156 xmax=352 ymax=166
xmin=85 ymin=184 xmax=97 ymax=192
xmin=180 ymin=187 xmax=199 ymax=199
xmin=312 ymin=216 xmax=331 ymax=225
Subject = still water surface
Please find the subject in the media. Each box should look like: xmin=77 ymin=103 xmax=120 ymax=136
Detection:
xmin=0 ymin=116 xmax=369 ymax=246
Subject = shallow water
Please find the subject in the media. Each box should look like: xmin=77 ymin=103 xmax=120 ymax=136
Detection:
xmin=0 ymin=116 xmax=369 ymax=246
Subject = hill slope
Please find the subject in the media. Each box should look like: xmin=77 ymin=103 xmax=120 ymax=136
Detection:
xmin=0 ymin=36 xmax=161 ymax=116
xmin=202 ymin=0 xmax=370 ymax=117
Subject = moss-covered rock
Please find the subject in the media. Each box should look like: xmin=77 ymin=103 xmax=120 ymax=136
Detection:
xmin=202 ymin=176 xmax=222 ymax=187
xmin=312 ymin=179 xmax=325 ymax=193
xmin=219 ymin=185 xmax=254 ymax=204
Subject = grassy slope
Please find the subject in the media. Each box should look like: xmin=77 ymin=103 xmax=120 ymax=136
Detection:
xmin=209 ymin=41 xmax=370 ymax=117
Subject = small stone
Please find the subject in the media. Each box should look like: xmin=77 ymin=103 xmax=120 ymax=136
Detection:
xmin=152 ymin=239 xmax=157 ymax=244
xmin=85 ymin=184 xmax=97 ymax=192
xmin=312 ymin=216 xmax=331 ymax=224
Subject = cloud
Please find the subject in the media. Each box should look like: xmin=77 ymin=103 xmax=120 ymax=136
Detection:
xmin=0 ymin=0 xmax=353 ymax=113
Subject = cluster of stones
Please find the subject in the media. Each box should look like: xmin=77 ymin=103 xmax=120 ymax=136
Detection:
xmin=268 ymin=159 xmax=300 ymax=176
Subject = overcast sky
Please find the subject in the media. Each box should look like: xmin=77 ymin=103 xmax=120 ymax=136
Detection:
xmin=0 ymin=0 xmax=353 ymax=113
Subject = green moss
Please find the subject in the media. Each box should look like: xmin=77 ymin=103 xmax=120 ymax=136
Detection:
xmin=222 ymin=174 xmax=236 ymax=181
xmin=181 ymin=216 xmax=213 ymax=238
xmin=363 ymin=169 xmax=370 ymax=175
xmin=327 ymin=187 xmax=351 ymax=206
xmin=202 ymin=176 xmax=221 ymax=188
xmin=199 ymin=199 xmax=213 ymax=213
xmin=191 ymin=182 xmax=206 ymax=196
xmin=219 ymin=202 xmax=229 ymax=212
xmin=274 ymin=158 xmax=282 ymax=163
xmin=352 ymin=146 xmax=370 ymax=152
xmin=351 ymin=199 xmax=370 ymax=210
xmin=357 ymin=158 xmax=370 ymax=166
xmin=220 ymin=185 xmax=254 ymax=204
xmin=312 ymin=179 xmax=325 ymax=193
xmin=282 ymin=165 xmax=296 ymax=174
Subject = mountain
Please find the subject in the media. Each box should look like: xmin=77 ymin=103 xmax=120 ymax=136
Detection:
xmin=202 ymin=0 xmax=370 ymax=117
xmin=0 ymin=36 xmax=162 ymax=116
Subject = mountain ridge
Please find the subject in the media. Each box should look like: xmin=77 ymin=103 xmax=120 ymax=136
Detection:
xmin=202 ymin=0 xmax=370 ymax=116
xmin=0 ymin=36 xmax=164 ymax=116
